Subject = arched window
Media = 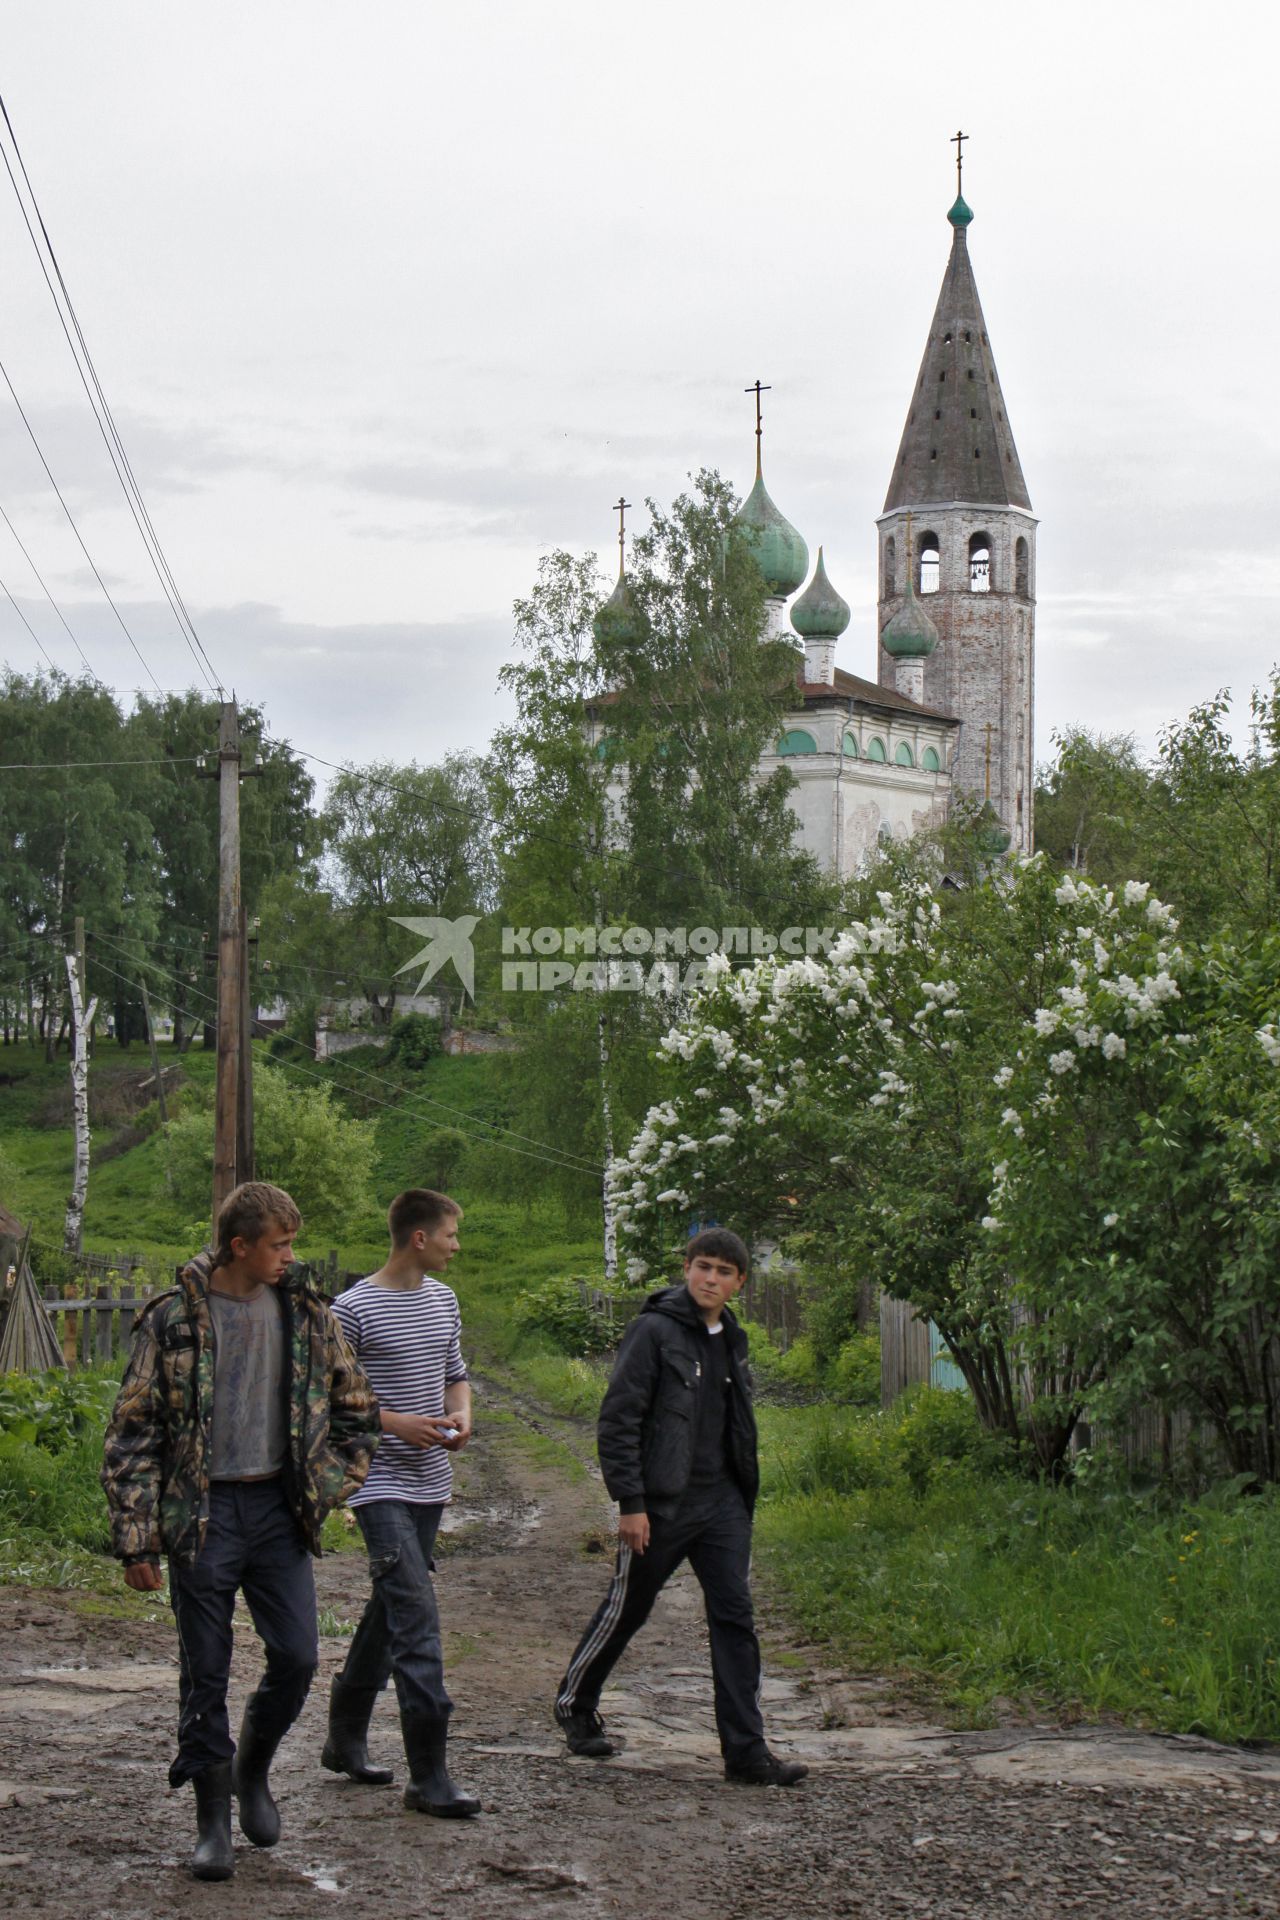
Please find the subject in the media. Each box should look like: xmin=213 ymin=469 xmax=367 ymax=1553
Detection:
xmin=1015 ymin=536 xmax=1029 ymax=598
xmin=895 ymin=742 xmax=915 ymax=767
xmin=969 ymin=533 xmax=991 ymax=593
xmin=866 ymin=737 xmax=887 ymax=763
xmin=922 ymin=745 xmax=942 ymax=772
xmin=883 ymin=536 xmax=896 ymax=599
xmin=918 ymin=532 xmax=940 ymax=596
xmin=842 ymin=730 xmax=859 ymax=758
xmin=776 ymin=729 xmax=817 ymax=756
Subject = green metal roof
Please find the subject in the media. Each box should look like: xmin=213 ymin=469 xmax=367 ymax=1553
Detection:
xmin=733 ymin=468 xmax=808 ymax=596
xmin=881 ymin=577 xmax=939 ymax=659
xmin=947 ymin=193 xmax=974 ymax=228
xmin=790 ymin=546 xmax=851 ymax=638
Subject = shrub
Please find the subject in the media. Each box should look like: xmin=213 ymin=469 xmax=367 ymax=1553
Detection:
xmin=0 ymin=1369 xmax=117 ymax=1452
xmin=893 ymin=1386 xmax=1011 ymax=1495
xmin=831 ymin=1330 xmax=881 ymax=1407
xmin=513 ymin=1276 xmax=614 ymax=1357
xmin=387 ymin=1014 xmax=441 ymax=1070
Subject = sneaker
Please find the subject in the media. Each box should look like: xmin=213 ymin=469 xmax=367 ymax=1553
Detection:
xmin=555 ymin=1706 xmax=616 ymax=1758
xmin=724 ymin=1751 xmax=808 ymax=1787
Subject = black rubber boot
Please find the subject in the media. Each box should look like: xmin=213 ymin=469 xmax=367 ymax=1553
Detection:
xmin=232 ymin=1707 xmax=284 ymax=1847
xmin=190 ymin=1761 xmax=235 ymax=1881
xmin=400 ymin=1710 xmax=481 ymax=1818
xmin=321 ymin=1673 xmax=394 ymax=1785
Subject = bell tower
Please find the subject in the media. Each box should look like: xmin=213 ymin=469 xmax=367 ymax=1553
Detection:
xmin=877 ymin=142 xmax=1037 ymax=850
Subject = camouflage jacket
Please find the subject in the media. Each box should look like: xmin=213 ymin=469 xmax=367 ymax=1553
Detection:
xmin=101 ymin=1250 xmax=380 ymax=1567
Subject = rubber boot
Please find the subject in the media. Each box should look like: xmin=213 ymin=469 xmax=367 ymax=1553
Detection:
xmin=321 ymin=1672 xmax=394 ymax=1785
xmin=190 ymin=1761 xmax=235 ymax=1881
xmin=231 ymin=1707 xmax=283 ymax=1847
xmin=400 ymin=1710 xmax=481 ymax=1818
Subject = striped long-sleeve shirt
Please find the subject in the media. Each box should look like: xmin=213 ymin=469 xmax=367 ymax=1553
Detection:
xmin=332 ymin=1277 xmax=467 ymax=1506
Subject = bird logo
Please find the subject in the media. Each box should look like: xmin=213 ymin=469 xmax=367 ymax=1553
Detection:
xmin=390 ymin=915 xmax=480 ymax=1003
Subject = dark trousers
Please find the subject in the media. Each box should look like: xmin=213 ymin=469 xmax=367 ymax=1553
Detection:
xmin=168 ymin=1478 xmax=318 ymax=1787
xmin=555 ymin=1479 xmax=766 ymax=1765
xmin=338 ymin=1499 xmax=452 ymax=1720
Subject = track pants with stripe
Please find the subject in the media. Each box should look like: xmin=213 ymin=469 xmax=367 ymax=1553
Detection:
xmin=555 ymin=1478 xmax=767 ymax=1765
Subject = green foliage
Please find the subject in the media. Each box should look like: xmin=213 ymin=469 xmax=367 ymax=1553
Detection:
xmin=893 ymin=1386 xmax=1011 ymax=1494
xmin=758 ymin=1400 xmax=1280 ymax=1741
xmin=387 ymin=1013 xmax=442 ymax=1069
xmin=164 ymin=1062 xmax=376 ymax=1237
xmin=0 ymin=1368 xmax=117 ymax=1452
xmin=830 ymin=1330 xmax=882 ymax=1407
xmin=512 ymin=1275 xmax=614 ymax=1357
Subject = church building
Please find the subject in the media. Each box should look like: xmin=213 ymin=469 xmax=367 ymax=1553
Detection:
xmin=744 ymin=171 xmax=1035 ymax=874
xmin=588 ymin=167 xmax=1036 ymax=877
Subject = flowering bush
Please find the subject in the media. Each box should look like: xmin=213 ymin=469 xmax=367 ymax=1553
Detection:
xmin=613 ymin=854 xmax=1280 ymax=1477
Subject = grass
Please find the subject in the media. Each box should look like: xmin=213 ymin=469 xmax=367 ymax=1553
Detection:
xmin=754 ymin=1397 xmax=1280 ymax=1743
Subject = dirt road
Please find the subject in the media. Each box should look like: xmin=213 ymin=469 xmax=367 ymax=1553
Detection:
xmin=4 ymin=1373 xmax=1280 ymax=1919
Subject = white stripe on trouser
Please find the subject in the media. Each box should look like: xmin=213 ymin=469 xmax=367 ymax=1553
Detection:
xmin=556 ymin=1542 xmax=633 ymax=1715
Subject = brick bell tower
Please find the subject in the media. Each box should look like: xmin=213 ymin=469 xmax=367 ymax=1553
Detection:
xmin=877 ymin=140 xmax=1037 ymax=850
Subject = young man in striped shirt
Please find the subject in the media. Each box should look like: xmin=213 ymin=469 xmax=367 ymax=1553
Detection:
xmin=323 ymin=1187 xmax=480 ymax=1817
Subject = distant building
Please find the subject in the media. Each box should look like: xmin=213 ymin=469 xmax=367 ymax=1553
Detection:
xmin=588 ymin=177 xmax=1034 ymax=875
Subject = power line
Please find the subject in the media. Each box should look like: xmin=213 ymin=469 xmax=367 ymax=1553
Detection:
xmin=86 ymin=934 xmax=603 ymax=1179
xmin=0 ymin=498 xmax=97 ymax=676
xmin=0 ymin=754 xmax=207 ymax=770
xmin=0 ymin=347 xmax=162 ymax=693
xmin=0 ymin=92 xmax=222 ymax=696
xmin=0 ymin=569 xmax=57 ymax=672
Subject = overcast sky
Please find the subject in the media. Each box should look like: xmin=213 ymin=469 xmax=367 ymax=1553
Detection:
xmin=1 ymin=1 xmax=1277 ymax=790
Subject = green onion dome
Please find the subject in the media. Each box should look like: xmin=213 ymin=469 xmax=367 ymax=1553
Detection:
xmin=733 ymin=469 xmax=809 ymax=597
xmin=975 ymin=805 xmax=1012 ymax=859
xmin=593 ymin=570 xmax=642 ymax=648
xmin=790 ymin=546 xmax=850 ymax=639
xmin=881 ymin=575 xmax=939 ymax=659
xmin=948 ymin=193 xmax=974 ymax=229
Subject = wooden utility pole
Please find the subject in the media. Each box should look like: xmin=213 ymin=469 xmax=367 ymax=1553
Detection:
xmin=237 ymin=903 xmax=254 ymax=1183
xmin=139 ymin=978 xmax=168 ymax=1123
xmin=212 ymin=701 xmax=242 ymax=1235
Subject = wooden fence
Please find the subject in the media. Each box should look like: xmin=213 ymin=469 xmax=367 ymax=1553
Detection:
xmin=579 ymin=1266 xmax=803 ymax=1353
xmin=18 ymin=1245 xmax=366 ymax=1370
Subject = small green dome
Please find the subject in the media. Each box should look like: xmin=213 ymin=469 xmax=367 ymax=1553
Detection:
xmin=790 ymin=547 xmax=851 ymax=639
xmin=948 ymin=193 xmax=974 ymax=229
xmin=733 ymin=469 xmax=809 ymax=597
xmin=881 ymin=578 xmax=938 ymax=659
xmin=593 ymin=571 xmax=642 ymax=647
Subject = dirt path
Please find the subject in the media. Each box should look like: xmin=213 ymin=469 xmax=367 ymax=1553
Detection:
xmin=4 ymin=1373 xmax=1280 ymax=1918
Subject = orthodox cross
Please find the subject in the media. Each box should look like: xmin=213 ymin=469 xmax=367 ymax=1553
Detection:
xmin=613 ymin=495 xmax=632 ymax=577
xmin=745 ymin=379 xmax=771 ymax=476
xmin=951 ymin=128 xmax=968 ymax=197
xmin=904 ymin=508 xmax=914 ymax=593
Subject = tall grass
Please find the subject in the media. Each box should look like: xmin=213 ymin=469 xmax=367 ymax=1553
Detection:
xmin=755 ymin=1396 xmax=1280 ymax=1743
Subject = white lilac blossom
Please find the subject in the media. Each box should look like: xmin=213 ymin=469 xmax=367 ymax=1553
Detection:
xmin=1048 ymin=1050 xmax=1077 ymax=1076
xmin=1102 ymin=1033 xmax=1127 ymax=1060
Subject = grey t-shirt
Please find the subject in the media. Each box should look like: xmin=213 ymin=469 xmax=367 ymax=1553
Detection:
xmin=208 ymin=1285 xmax=287 ymax=1480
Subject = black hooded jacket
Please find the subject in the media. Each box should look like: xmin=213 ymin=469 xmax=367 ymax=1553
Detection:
xmin=596 ymin=1285 xmax=759 ymax=1520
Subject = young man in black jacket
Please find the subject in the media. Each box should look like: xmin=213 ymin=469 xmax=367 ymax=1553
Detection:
xmin=554 ymin=1228 xmax=807 ymax=1786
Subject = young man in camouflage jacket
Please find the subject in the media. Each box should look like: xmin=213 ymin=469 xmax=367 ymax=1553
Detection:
xmin=102 ymin=1181 xmax=380 ymax=1881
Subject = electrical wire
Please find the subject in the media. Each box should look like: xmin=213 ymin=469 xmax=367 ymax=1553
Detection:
xmin=0 ymin=499 xmax=97 ymax=677
xmin=0 ymin=348 xmax=162 ymax=693
xmin=0 ymin=92 xmax=222 ymax=696
xmin=0 ymin=569 xmax=57 ymax=671
xmin=85 ymin=934 xmax=604 ymax=1179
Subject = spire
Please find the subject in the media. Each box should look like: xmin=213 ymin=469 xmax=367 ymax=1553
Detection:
xmin=883 ymin=158 xmax=1031 ymax=513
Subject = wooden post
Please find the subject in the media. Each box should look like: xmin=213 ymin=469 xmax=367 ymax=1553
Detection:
xmin=213 ymin=701 xmax=242 ymax=1236
xmin=237 ymin=903 xmax=254 ymax=1183
xmin=140 ymin=978 xmax=168 ymax=1122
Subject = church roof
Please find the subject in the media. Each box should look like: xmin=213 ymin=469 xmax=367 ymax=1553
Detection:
xmin=883 ymin=196 xmax=1031 ymax=513
xmin=797 ymin=661 xmax=960 ymax=726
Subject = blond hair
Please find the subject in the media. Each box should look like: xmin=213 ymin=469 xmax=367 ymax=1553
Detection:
xmin=214 ymin=1181 xmax=302 ymax=1265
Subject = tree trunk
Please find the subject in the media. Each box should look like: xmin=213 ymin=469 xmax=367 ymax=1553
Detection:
xmin=63 ymin=954 xmax=99 ymax=1254
xmin=597 ymin=1000 xmax=617 ymax=1280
